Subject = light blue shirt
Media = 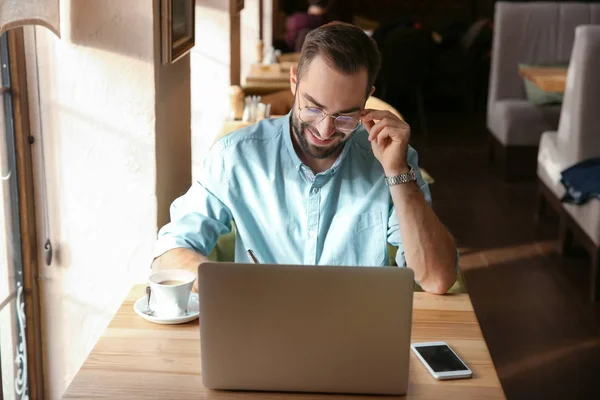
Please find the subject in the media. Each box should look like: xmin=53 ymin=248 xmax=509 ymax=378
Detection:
xmin=155 ymin=113 xmax=433 ymax=267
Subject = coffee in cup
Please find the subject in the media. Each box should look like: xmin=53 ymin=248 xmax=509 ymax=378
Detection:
xmin=148 ymin=270 xmax=195 ymax=318
xmin=158 ymin=280 xmax=186 ymax=286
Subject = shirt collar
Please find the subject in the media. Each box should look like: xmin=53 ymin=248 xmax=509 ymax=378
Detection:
xmin=282 ymin=111 xmax=304 ymax=171
xmin=282 ymin=111 xmax=355 ymax=175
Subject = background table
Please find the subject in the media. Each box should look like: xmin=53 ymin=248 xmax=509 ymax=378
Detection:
xmin=63 ymin=285 xmax=505 ymax=399
xmin=519 ymin=66 xmax=568 ymax=93
xmin=243 ymin=63 xmax=292 ymax=94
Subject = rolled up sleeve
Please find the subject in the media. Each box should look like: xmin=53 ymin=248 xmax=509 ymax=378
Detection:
xmin=154 ymin=146 xmax=233 ymax=259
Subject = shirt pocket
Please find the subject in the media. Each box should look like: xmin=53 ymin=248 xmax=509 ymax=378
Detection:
xmin=326 ymin=211 xmax=387 ymax=266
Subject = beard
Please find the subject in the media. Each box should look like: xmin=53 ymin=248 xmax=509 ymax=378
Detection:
xmin=290 ymin=109 xmax=347 ymax=160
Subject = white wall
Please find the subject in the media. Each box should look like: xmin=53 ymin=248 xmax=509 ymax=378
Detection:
xmin=25 ymin=0 xmax=190 ymax=398
xmin=191 ymin=0 xmax=232 ymax=175
xmin=191 ymin=0 xmax=261 ymax=177
xmin=21 ymin=0 xmax=260 ymax=395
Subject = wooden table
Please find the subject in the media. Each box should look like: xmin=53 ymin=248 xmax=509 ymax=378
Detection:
xmin=278 ymin=52 xmax=301 ymax=63
xmin=63 ymin=285 xmax=505 ymax=399
xmin=246 ymin=64 xmax=291 ymax=84
xmin=243 ymin=63 xmax=294 ymax=94
xmin=519 ymin=66 xmax=568 ymax=93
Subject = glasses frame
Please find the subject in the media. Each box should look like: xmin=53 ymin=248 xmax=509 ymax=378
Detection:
xmin=296 ymin=93 xmax=362 ymax=135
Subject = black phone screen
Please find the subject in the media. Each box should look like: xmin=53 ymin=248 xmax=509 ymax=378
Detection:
xmin=414 ymin=344 xmax=469 ymax=372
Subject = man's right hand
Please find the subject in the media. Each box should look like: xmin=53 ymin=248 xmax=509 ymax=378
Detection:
xmin=151 ymin=248 xmax=209 ymax=292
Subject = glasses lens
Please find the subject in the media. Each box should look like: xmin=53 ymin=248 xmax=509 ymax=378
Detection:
xmin=299 ymin=107 xmax=325 ymax=125
xmin=335 ymin=116 xmax=360 ymax=133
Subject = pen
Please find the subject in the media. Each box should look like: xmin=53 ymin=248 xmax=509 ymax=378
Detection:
xmin=247 ymin=249 xmax=260 ymax=264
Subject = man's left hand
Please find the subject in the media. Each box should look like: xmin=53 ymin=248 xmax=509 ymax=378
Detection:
xmin=361 ymin=109 xmax=411 ymax=175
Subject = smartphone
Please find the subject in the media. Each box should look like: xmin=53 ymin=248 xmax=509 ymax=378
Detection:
xmin=411 ymin=341 xmax=472 ymax=380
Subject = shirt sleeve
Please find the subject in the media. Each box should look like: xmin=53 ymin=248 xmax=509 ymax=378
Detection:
xmin=386 ymin=146 xmax=433 ymax=267
xmin=153 ymin=145 xmax=233 ymax=259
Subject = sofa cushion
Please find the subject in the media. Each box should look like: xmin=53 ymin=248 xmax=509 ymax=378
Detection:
xmin=538 ymin=131 xmax=600 ymax=245
xmin=523 ymin=79 xmax=563 ymax=106
xmin=488 ymin=99 xmax=561 ymax=146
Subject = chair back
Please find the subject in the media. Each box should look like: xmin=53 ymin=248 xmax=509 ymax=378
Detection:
xmin=488 ymin=2 xmax=600 ymax=111
xmin=557 ymin=25 xmax=600 ymax=167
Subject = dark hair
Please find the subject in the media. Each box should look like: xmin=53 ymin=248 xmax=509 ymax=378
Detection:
xmin=296 ymin=22 xmax=381 ymax=96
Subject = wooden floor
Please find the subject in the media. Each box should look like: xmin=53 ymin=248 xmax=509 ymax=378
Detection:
xmin=412 ymin=112 xmax=600 ymax=400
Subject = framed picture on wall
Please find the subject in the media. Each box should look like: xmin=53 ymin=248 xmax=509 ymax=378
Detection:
xmin=161 ymin=0 xmax=195 ymax=64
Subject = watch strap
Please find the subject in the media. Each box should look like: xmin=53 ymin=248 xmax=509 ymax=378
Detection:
xmin=385 ymin=166 xmax=417 ymax=186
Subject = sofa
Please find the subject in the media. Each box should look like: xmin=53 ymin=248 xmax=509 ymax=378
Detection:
xmin=536 ymin=25 xmax=600 ymax=302
xmin=487 ymin=1 xmax=600 ymax=180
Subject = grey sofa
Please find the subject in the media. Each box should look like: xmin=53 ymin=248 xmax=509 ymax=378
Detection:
xmin=536 ymin=25 xmax=600 ymax=302
xmin=487 ymin=2 xmax=600 ymax=180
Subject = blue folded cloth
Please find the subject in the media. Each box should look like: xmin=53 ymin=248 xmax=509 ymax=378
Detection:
xmin=560 ymin=158 xmax=600 ymax=205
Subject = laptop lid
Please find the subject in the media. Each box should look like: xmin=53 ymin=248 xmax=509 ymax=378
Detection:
xmin=198 ymin=262 xmax=414 ymax=395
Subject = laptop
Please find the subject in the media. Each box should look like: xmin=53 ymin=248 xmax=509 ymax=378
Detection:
xmin=197 ymin=262 xmax=414 ymax=395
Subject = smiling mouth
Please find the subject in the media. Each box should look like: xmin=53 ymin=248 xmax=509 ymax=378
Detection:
xmin=307 ymin=127 xmax=334 ymax=143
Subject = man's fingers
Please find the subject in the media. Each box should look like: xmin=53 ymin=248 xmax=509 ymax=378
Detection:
xmin=376 ymin=127 xmax=391 ymax=147
xmin=367 ymin=118 xmax=401 ymax=141
xmin=362 ymin=118 xmax=375 ymax=132
xmin=362 ymin=109 xmax=399 ymax=123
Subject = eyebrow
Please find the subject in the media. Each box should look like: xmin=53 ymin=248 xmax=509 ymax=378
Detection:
xmin=303 ymin=93 xmax=362 ymax=115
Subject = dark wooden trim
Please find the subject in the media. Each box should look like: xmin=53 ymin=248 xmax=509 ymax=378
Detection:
xmin=534 ymin=184 xmax=547 ymax=221
xmin=488 ymin=132 xmax=538 ymax=182
xmin=258 ymin=0 xmax=264 ymax=41
xmin=230 ymin=12 xmax=241 ymax=85
xmin=7 ymin=27 xmax=44 ymax=400
xmin=537 ymin=177 xmax=563 ymax=216
xmin=559 ymin=213 xmax=575 ymax=257
xmin=272 ymin=0 xmax=283 ymax=43
xmin=593 ymin=248 xmax=600 ymax=303
xmin=538 ymin=179 xmax=600 ymax=302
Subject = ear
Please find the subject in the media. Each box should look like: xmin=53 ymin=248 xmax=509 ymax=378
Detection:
xmin=290 ymin=65 xmax=298 ymax=96
xmin=369 ymin=86 xmax=376 ymax=97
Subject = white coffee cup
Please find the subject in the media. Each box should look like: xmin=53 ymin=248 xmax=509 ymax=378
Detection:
xmin=148 ymin=270 xmax=195 ymax=318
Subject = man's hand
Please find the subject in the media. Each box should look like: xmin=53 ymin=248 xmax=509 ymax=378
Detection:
xmin=361 ymin=109 xmax=411 ymax=175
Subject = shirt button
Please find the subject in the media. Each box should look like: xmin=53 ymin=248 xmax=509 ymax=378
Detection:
xmin=312 ymin=187 xmax=319 ymax=194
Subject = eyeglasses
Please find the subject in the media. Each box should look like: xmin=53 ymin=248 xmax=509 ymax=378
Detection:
xmin=298 ymin=106 xmax=361 ymax=134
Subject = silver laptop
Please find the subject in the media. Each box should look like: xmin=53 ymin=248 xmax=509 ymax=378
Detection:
xmin=197 ymin=262 xmax=414 ymax=395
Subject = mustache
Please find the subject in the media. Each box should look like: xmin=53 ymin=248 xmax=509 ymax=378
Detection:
xmin=302 ymin=123 xmax=344 ymax=140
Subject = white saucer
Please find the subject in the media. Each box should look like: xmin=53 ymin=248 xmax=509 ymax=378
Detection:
xmin=133 ymin=293 xmax=199 ymax=325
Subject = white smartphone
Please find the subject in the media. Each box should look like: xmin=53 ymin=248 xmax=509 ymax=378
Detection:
xmin=411 ymin=341 xmax=472 ymax=380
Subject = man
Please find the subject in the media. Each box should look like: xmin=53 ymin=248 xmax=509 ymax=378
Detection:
xmin=153 ymin=22 xmax=457 ymax=294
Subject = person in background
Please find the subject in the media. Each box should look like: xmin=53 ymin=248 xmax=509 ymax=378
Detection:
xmin=284 ymin=0 xmax=329 ymax=52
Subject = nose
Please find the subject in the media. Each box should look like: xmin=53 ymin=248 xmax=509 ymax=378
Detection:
xmin=315 ymin=116 xmax=336 ymax=139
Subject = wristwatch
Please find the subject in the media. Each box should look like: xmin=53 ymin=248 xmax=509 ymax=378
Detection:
xmin=385 ymin=166 xmax=417 ymax=186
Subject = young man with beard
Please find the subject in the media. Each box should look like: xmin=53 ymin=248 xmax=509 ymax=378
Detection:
xmin=152 ymin=22 xmax=457 ymax=294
